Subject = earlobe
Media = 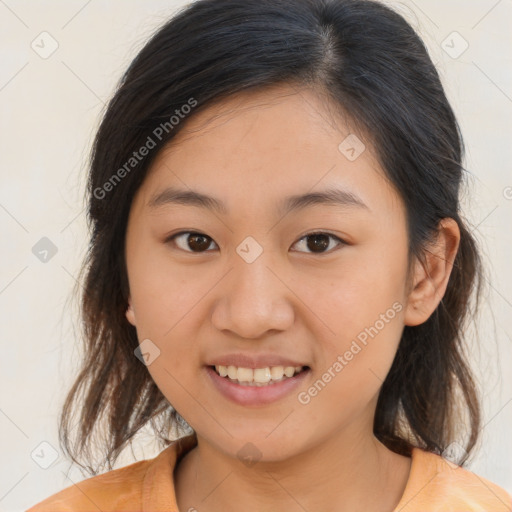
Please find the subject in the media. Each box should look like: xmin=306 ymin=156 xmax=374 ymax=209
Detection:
xmin=126 ymin=298 xmax=136 ymax=326
xmin=404 ymin=218 xmax=460 ymax=327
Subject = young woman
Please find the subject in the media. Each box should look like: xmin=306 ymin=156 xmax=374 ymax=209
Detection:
xmin=27 ymin=0 xmax=512 ymax=510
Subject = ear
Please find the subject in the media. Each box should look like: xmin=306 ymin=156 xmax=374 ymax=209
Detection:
xmin=126 ymin=296 xmax=137 ymax=326
xmin=404 ymin=218 xmax=460 ymax=327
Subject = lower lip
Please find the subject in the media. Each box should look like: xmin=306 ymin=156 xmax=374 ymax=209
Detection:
xmin=205 ymin=366 xmax=311 ymax=406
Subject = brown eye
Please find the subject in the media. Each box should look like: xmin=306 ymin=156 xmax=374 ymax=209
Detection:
xmin=167 ymin=230 xmax=345 ymax=255
xmin=170 ymin=231 xmax=217 ymax=253
xmin=292 ymin=232 xmax=345 ymax=254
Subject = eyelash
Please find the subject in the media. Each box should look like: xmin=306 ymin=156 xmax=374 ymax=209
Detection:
xmin=165 ymin=230 xmax=347 ymax=255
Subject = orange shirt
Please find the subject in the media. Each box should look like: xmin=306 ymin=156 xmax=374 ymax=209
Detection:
xmin=26 ymin=433 xmax=512 ymax=512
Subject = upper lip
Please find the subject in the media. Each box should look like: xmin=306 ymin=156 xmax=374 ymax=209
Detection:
xmin=207 ymin=353 xmax=310 ymax=369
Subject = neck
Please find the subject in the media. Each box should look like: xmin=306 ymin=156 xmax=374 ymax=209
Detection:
xmin=174 ymin=421 xmax=411 ymax=512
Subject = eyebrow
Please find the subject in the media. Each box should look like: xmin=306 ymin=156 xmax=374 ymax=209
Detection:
xmin=147 ymin=186 xmax=369 ymax=216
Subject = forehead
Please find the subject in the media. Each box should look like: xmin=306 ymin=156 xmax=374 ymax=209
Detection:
xmin=160 ymin=83 xmax=357 ymax=160
xmin=135 ymin=83 xmax=403 ymax=218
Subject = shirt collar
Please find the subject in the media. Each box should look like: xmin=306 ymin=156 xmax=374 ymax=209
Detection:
xmin=142 ymin=431 xmax=198 ymax=512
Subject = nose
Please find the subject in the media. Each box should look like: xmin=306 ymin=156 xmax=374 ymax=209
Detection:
xmin=210 ymin=253 xmax=295 ymax=339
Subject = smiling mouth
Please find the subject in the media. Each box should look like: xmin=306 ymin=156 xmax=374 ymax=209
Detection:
xmin=210 ymin=364 xmax=310 ymax=386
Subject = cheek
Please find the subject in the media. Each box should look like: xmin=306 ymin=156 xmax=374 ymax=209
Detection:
xmin=294 ymin=254 xmax=406 ymax=339
xmin=295 ymin=293 xmax=404 ymax=427
xmin=126 ymin=245 xmax=219 ymax=400
xmin=292 ymin=250 xmax=406 ymax=391
xmin=127 ymin=242 xmax=212 ymax=337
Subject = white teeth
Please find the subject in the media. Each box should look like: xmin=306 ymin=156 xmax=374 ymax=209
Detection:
xmin=227 ymin=365 xmax=238 ymax=380
xmin=284 ymin=366 xmax=295 ymax=378
xmin=214 ymin=364 xmax=305 ymax=385
xmin=270 ymin=366 xmax=284 ymax=380
xmin=253 ymin=367 xmax=271 ymax=383
xmin=237 ymin=367 xmax=253 ymax=382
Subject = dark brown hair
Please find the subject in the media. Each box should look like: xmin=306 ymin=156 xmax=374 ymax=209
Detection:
xmin=60 ymin=0 xmax=483 ymax=476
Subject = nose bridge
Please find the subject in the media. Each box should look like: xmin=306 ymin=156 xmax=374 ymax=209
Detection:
xmin=211 ymin=239 xmax=294 ymax=338
xmin=232 ymin=232 xmax=280 ymax=300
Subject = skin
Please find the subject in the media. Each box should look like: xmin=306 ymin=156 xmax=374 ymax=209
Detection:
xmin=124 ymin=83 xmax=460 ymax=512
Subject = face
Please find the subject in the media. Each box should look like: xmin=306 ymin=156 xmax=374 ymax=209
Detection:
xmin=124 ymin=83 xmax=415 ymax=461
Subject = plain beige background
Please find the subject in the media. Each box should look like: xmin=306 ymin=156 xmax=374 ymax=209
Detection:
xmin=1 ymin=1 xmax=511 ymax=510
